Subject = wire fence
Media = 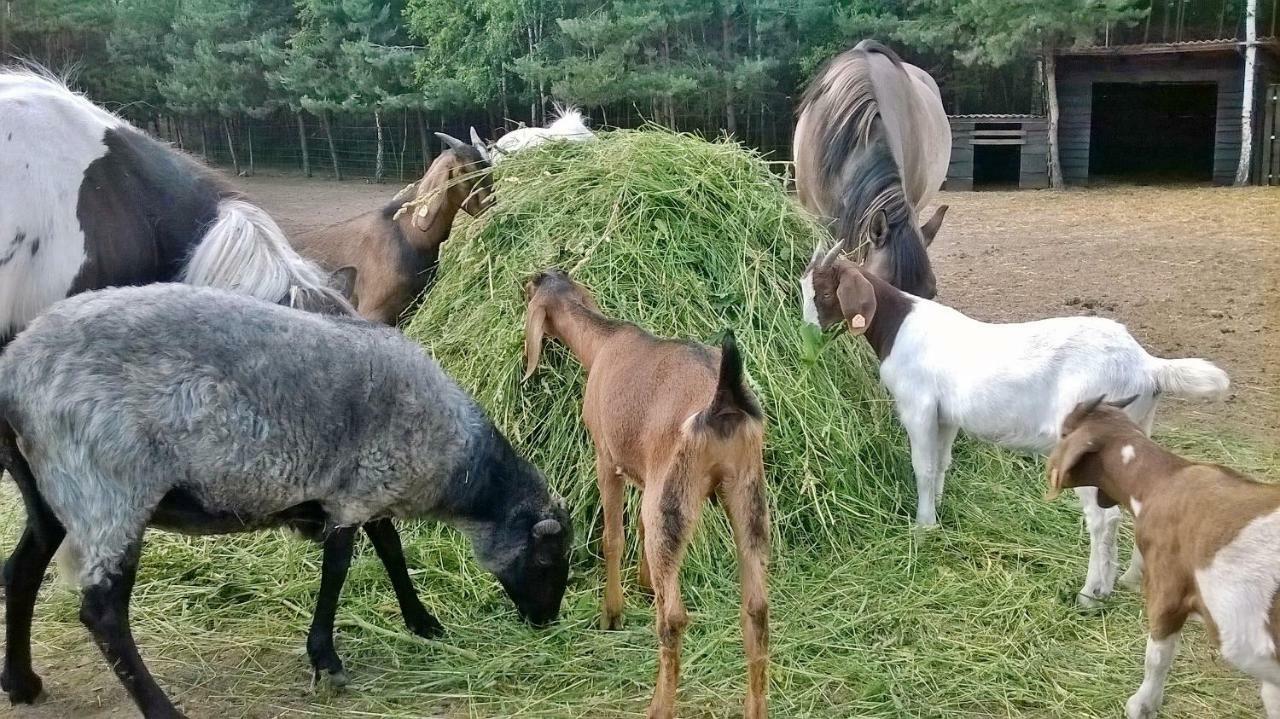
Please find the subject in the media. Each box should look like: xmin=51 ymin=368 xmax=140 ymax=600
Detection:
xmin=151 ymin=93 xmax=801 ymax=182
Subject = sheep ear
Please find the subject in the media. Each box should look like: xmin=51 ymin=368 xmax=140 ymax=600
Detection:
xmin=920 ymin=205 xmax=948 ymax=247
xmin=1046 ymin=430 xmax=1098 ymax=500
xmin=523 ymin=304 xmax=547 ymax=381
xmin=835 ymin=263 xmax=877 ymax=336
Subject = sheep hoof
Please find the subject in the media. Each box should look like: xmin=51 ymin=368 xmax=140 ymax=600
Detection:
xmin=406 ymin=611 xmax=445 ymax=639
xmin=312 ymin=667 xmax=349 ymax=690
xmin=1 ymin=667 xmax=43 ymax=704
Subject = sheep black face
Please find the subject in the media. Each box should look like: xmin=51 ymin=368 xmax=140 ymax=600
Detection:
xmin=477 ymin=494 xmax=572 ymax=627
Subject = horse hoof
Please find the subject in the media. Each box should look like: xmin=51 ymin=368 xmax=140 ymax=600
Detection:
xmin=1 ymin=667 xmax=43 ymax=704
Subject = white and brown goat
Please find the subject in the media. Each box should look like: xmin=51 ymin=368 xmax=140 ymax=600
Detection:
xmin=291 ymin=131 xmax=492 ymax=325
xmin=522 ymin=269 xmax=769 ymax=719
xmin=1047 ymin=398 xmax=1280 ymax=719
xmin=803 ymin=253 xmax=1229 ymax=605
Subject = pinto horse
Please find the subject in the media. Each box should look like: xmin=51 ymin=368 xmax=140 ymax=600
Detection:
xmin=795 ymin=40 xmax=950 ymax=303
xmin=0 ymin=69 xmax=348 ymax=350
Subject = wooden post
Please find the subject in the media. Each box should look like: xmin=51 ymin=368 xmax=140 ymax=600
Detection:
xmin=1045 ymin=50 xmax=1065 ymax=189
xmin=297 ymin=111 xmax=312 ymax=178
xmin=1237 ymin=0 xmax=1258 ymax=185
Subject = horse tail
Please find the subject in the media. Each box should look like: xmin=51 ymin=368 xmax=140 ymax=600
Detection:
xmin=182 ymin=199 xmax=332 ymax=307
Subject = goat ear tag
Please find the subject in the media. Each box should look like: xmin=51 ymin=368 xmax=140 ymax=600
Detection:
xmin=847 ymin=314 xmax=867 ymax=334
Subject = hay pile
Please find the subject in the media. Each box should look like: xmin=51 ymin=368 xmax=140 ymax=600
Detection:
xmin=405 ymin=128 xmax=914 ymax=546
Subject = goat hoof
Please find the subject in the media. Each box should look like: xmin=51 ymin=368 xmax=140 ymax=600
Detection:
xmin=1 ymin=667 xmax=43 ymax=704
xmin=1119 ymin=572 xmax=1143 ymax=594
xmin=1125 ymin=692 xmax=1161 ymax=719
xmin=601 ymin=612 xmax=623 ymax=631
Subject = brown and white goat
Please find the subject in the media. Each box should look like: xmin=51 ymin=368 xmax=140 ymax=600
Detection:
xmin=290 ymin=132 xmax=492 ymax=325
xmin=1048 ymin=398 xmax=1280 ymax=719
xmin=522 ymin=269 xmax=769 ymax=719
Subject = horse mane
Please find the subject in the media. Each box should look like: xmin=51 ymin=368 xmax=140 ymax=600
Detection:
xmin=797 ymin=43 xmax=927 ymax=292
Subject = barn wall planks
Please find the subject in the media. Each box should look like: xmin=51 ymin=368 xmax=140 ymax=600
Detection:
xmin=944 ymin=116 xmax=1049 ymax=190
xmin=1055 ymin=51 xmax=1255 ymax=186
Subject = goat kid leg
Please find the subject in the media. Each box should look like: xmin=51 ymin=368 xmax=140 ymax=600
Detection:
xmin=1125 ymin=632 xmax=1179 ymax=719
xmin=81 ymin=540 xmax=185 ymax=719
xmin=637 ymin=511 xmax=652 ymax=593
xmin=1078 ymin=486 xmax=1122 ymax=606
xmin=904 ymin=415 xmax=943 ymax=526
xmin=1119 ymin=545 xmax=1146 ymax=593
xmin=720 ymin=471 xmax=770 ymax=719
xmin=364 ymin=518 xmax=443 ymax=638
xmin=307 ymin=526 xmax=357 ymax=688
xmin=641 ymin=471 xmax=708 ymax=719
xmin=3 ymin=522 xmax=64 ymax=704
xmin=1261 ymin=682 xmax=1280 ymax=719
xmin=598 ymin=455 xmax=626 ymax=630
xmin=932 ymin=423 xmax=959 ymax=514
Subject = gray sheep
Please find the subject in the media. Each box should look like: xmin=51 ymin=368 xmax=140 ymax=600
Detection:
xmin=0 ymin=284 xmax=572 ymax=719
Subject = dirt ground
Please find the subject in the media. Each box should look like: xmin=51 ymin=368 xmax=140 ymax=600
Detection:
xmin=237 ymin=173 xmax=1280 ymax=441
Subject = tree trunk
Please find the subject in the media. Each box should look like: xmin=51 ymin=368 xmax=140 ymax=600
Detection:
xmin=245 ymin=122 xmax=254 ymax=177
xmin=297 ymin=111 xmax=311 ymax=178
xmin=1044 ymin=50 xmax=1064 ymax=189
xmin=321 ymin=110 xmax=342 ymax=181
xmin=200 ymin=117 xmax=209 ymax=160
xmin=223 ymin=117 xmax=240 ymax=175
xmin=722 ymin=4 xmax=737 ymax=136
xmin=1237 ymin=0 xmax=1258 ymax=185
xmin=417 ymin=111 xmax=430 ymax=172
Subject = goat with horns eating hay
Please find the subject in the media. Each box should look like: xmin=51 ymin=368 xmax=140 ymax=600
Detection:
xmin=290 ymin=130 xmax=493 ymax=325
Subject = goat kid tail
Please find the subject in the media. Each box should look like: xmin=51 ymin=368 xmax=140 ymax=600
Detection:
xmin=691 ymin=330 xmax=764 ymax=438
xmin=1151 ymin=357 xmax=1230 ymax=400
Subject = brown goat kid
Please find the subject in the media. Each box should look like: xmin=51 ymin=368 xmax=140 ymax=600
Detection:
xmin=523 ymin=270 xmax=769 ymax=719
xmin=1048 ymin=398 xmax=1280 ymax=719
xmin=291 ymin=132 xmax=492 ymax=325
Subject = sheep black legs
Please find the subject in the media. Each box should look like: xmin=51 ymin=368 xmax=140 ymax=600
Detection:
xmin=307 ymin=526 xmax=357 ymax=687
xmin=364 ymin=518 xmax=443 ymax=638
xmin=81 ymin=541 xmax=185 ymax=719
xmin=2 ymin=524 xmax=63 ymax=705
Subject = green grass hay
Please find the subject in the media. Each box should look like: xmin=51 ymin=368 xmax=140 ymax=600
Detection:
xmin=0 ymin=130 xmax=1274 ymax=717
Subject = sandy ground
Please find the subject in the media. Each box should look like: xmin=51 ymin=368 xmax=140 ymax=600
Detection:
xmin=3 ymin=176 xmax=1277 ymax=719
xmin=236 ymin=173 xmax=1279 ymax=440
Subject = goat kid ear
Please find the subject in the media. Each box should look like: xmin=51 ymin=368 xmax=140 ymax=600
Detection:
xmin=522 ymin=304 xmax=547 ymax=381
xmin=920 ymin=204 xmax=948 ymax=247
xmin=835 ymin=264 xmax=876 ymax=336
xmin=1046 ymin=430 xmax=1098 ymax=500
xmin=330 ymin=266 xmax=358 ymax=302
xmin=1108 ymin=394 xmax=1140 ymax=410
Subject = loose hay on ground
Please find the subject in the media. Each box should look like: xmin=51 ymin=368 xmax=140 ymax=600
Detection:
xmin=0 ymin=130 xmax=1274 ymax=718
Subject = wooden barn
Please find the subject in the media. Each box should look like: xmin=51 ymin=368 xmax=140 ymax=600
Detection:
xmin=944 ymin=115 xmax=1049 ymax=190
xmin=1051 ymin=3 xmax=1280 ymax=186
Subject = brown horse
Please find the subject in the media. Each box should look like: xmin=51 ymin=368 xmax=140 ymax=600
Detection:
xmin=795 ymin=40 xmax=950 ymax=302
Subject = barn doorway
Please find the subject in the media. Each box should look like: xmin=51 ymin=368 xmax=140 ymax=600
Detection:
xmin=1089 ymin=82 xmax=1216 ymax=182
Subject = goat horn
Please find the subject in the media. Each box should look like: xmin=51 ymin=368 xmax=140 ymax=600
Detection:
xmin=533 ymin=518 xmax=562 ymax=538
xmin=434 ymin=132 xmax=467 ymax=152
xmin=820 ymin=240 xmax=845 ymax=267
xmin=469 ymin=126 xmax=491 ymax=164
